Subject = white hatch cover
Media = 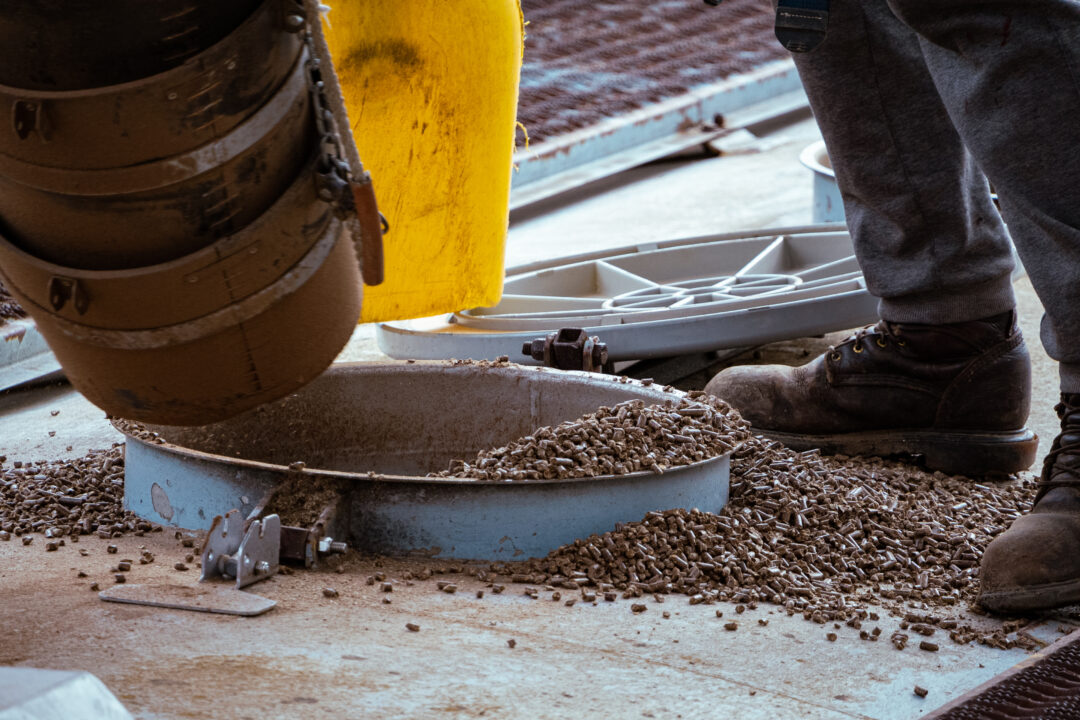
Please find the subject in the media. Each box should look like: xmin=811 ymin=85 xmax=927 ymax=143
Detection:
xmin=377 ymin=224 xmax=878 ymax=363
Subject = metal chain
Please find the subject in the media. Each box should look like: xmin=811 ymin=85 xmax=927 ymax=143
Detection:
xmin=295 ymin=0 xmax=387 ymax=285
xmin=300 ymin=28 xmax=357 ymax=219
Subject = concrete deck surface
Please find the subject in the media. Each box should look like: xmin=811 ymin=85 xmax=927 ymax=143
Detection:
xmin=1 ymin=116 xmax=1073 ymax=719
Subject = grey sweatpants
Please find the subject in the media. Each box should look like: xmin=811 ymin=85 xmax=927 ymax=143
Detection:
xmin=790 ymin=0 xmax=1080 ymax=392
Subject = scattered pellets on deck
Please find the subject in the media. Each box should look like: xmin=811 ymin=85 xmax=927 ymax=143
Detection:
xmin=826 ymin=633 xmax=837 ymax=642
xmin=405 ymin=623 xmax=420 ymax=632
xmin=724 ymin=622 xmax=738 ymax=631
xmin=485 ymin=408 xmax=1038 ymax=651
xmin=77 ymin=570 xmax=87 ymax=578
xmin=116 ymin=561 xmax=131 ymax=571
xmin=374 ymin=572 xmax=386 ymax=582
xmin=382 ymin=597 xmax=392 ymax=604
xmin=90 ymin=582 xmax=99 ymax=591
xmin=366 ymin=576 xmax=375 ymax=585
xmin=114 ymin=573 xmax=126 ymax=583
xmin=631 ymin=603 xmax=647 ymax=613
xmin=21 ymin=536 xmax=31 ymax=546
xmin=565 ymin=598 xmax=577 ymax=607
xmin=715 ymin=610 xmax=724 ymax=618
xmin=185 ymin=554 xmax=194 ymax=563
xmin=477 ymin=590 xmax=485 ymax=599
xmin=913 ymin=686 xmax=928 ymax=698
xmin=442 ymin=584 xmax=458 ymax=594
xmin=605 ymin=591 xmax=617 ymax=602
xmin=323 ymin=587 xmax=339 ymax=598
xmin=492 ymin=584 xmax=505 ymax=594
xmin=507 ymin=639 xmax=517 ymax=649
xmin=758 ymin=619 xmax=768 ymax=627
xmin=552 ymin=591 xmax=561 ymax=601
xmin=174 ymin=562 xmax=188 ymax=571
xmin=45 ymin=541 xmax=58 ymax=551
xmin=736 ymin=605 xmax=745 ymax=614
xmin=107 ymin=545 xmax=117 ymax=554
xmin=381 ymin=582 xmax=393 ymax=592
xmin=663 ymin=611 xmax=671 ymax=618
xmin=919 ymin=641 xmax=939 ymax=652
xmin=0 ymin=530 xmax=9 ymax=541
xmin=181 ymin=538 xmax=194 ymax=548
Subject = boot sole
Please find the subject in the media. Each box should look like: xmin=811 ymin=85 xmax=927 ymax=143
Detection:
xmin=979 ymin=577 xmax=1080 ymax=613
xmin=757 ymin=427 xmax=1038 ymax=478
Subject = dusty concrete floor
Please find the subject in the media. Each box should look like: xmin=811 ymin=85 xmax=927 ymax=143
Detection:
xmin=2 ymin=117 xmax=1072 ymax=719
xmin=4 ymin=532 xmax=1078 ymax=720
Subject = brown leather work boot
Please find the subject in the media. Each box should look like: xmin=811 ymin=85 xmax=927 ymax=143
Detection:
xmin=704 ymin=310 xmax=1037 ymax=477
xmin=979 ymin=394 xmax=1080 ymax=612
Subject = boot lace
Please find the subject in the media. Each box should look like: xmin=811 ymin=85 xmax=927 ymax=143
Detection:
xmin=1036 ymin=393 xmax=1080 ymax=500
xmin=827 ymin=320 xmax=904 ymax=362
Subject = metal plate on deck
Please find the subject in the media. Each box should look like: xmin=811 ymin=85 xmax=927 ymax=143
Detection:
xmin=99 ymin=583 xmax=276 ymax=616
xmin=119 ymin=362 xmax=730 ymax=560
xmin=377 ymin=225 xmax=877 ymax=364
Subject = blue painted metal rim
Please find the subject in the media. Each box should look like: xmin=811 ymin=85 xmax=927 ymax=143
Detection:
xmin=118 ymin=362 xmax=733 ymax=559
xmin=122 ymin=434 xmax=730 ymax=559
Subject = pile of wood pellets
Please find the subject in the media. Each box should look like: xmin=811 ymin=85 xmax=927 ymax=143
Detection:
xmin=431 ymin=393 xmax=751 ymax=481
xmin=0 ymin=446 xmax=150 ymax=543
xmin=2 ymin=394 xmax=1050 ymax=650
xmin=500 ymin=432 xmax=1042 ymax=650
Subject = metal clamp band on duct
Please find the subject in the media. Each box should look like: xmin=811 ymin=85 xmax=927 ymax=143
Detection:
xmin=0 ymin=0 xmax=374 ymax=425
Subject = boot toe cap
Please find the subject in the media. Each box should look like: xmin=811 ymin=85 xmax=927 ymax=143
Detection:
xmin=704 ymin=365 xmax=793 ymax=429
xmin=979 ymin=513 xmax=1080 ymax=611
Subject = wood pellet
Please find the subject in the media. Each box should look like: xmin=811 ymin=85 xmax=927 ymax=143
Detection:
xmin=430 ymin=394 xmax=750 ymax=482
xmin=2 ymin=393 xmax=1047 ymax=654
xmin=1 ymin=448 xmax=150 ymax=541
xmin=482 ymin=424 xmax=1041 ymax=650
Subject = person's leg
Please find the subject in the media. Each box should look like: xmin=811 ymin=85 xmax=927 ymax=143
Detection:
xmin=705 ymin=0 xmax=1036 ymax=476
xmin=878 ymin=0 xmax=1080 ymax=611
xmin=886 ymin=0 xmax=1080 ymax=392
xmin=793 ymin=0 xmax=1017 ymax=322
